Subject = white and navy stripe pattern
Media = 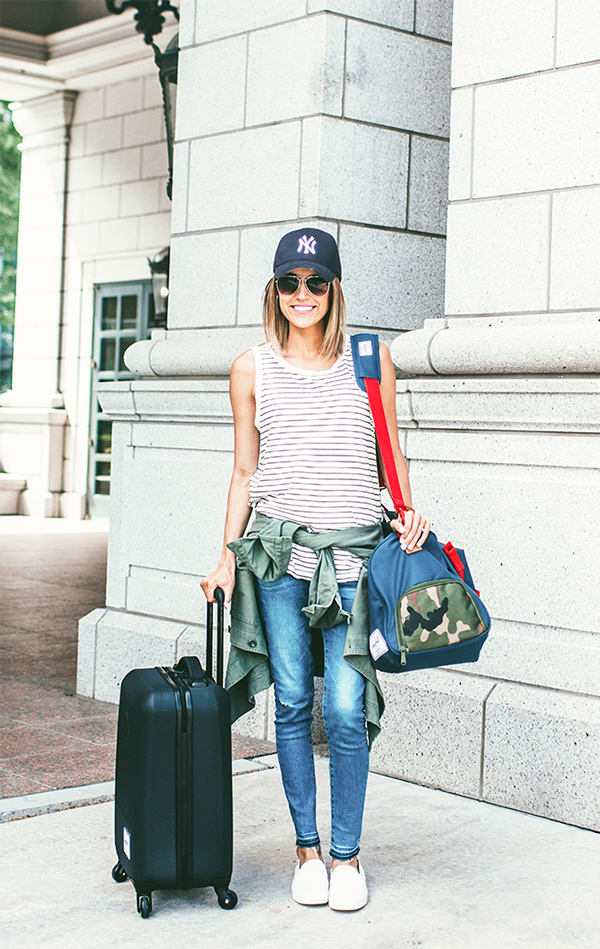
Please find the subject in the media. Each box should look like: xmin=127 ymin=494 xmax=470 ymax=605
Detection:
xmin=249 ymin=338 xmax=381 ymax=582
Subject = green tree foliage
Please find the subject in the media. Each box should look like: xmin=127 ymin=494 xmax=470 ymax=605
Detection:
xmin=0 ymin=100 xmax=22 ymax=332
xmin=0 ymin=101 xmax=21 ymax=391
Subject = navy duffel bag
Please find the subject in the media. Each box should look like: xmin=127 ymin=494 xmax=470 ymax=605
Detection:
xmin=367 ymin=528 xmax=490 ymax=674
xmin=351 ymin=333 xmax=491 ymax=674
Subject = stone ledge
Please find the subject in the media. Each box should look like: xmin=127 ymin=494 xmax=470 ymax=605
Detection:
xmin=0 ymin=782 xmax=115 ymax=824
xmin=96 ymin=370 xmax=600 ymax=434
xmin=122 ymin=326 xmax=400 ymax=378
xmin=0 ymin=474 xmax=27 ymax=488
xmin=391 ymin=313 xmax=600 ymax=375
xmin=0 ymin=405 xmax=68 ymax=425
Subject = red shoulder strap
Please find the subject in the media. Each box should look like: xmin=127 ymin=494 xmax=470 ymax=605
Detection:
xmin=364 ymin=375 xmax=409 ymax=522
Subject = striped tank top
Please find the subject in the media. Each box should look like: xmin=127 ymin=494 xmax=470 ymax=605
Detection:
xmin=249 ymin=337 xmax=382 ymax=582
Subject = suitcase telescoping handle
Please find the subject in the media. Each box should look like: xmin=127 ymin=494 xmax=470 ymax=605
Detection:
xmin=206 ymin=586 xmax=225 ymax=686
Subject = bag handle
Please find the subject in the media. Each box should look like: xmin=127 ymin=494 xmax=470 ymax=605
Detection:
xmin=351 ymin=334 xmax=410 ymax=523
xmin=206 ymin=586 xmax=225 ymax=686
xmin=174 ymin=655 xmax=207 ymax=683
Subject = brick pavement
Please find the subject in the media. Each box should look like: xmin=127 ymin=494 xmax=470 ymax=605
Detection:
xmin=0 ymin=517 xmax=274 ymax=798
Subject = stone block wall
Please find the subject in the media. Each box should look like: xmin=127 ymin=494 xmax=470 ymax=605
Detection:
xmin=384 ymin=1 xmax=600 ymax=831
xmin=67 ymin=76 xmax=171 ymax=263
xmin=169 ymin=0 xmax=452 ymax=335
xmin=446 ymin=0 xmax=600 ymax=318
xmin=80 ymin=0 xmax=600 ymax=833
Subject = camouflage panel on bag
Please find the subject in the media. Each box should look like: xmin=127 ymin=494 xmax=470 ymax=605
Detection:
xmin=394 ymin=581 xmax=486 ymax=654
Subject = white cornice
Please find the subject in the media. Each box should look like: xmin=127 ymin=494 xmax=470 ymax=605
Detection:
xmin=0 ymin=12 xmax=178 ymax=101
xmin=123 ymin=328 xmax=265 ymax=377
xmin=0 ymin=13 xmax=134 ymax=64
xmin=47 ymin=13 xmax=137 ymax=58
xmin=0 ymin=27 xmax=47 ymax=62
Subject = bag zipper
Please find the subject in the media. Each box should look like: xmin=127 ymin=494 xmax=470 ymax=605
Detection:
xmin=394 ymin=606 xmax=409 ymax=665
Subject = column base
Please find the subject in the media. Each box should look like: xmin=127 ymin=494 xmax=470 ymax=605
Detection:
xmin=76 ymin=606 xmax=271 ymax=741
xmin=0 ymin=403 xmax=67 ymax=517
xmin=370 ymin=667 xmax=600 ymax=833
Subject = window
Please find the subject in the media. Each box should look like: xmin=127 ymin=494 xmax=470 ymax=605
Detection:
xmin=89 ymin=281 xmax=166 ymax=515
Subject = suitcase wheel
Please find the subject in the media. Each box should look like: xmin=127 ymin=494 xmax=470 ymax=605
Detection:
xmin=215 ymin=887 xmax=238 ymax=910
xmin=111 ymin=862 xmax=128 ymax=884
xmin=136 ymin=893 xmax=152 ymax=918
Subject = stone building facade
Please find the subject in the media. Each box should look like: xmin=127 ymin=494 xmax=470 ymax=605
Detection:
xmin=386 ymin=0 xmax=600 ymax=828
xmin=0 ymin=4 xmax=176 ymax=517
xmin=2 ymin=2 xmax=599 ymax=832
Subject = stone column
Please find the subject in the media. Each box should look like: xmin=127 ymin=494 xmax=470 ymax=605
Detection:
xmin=0 ymin=91 xmax=76 ymax=516
xmin=78 ymin=2 xmax=453 ymax=739
xmin=386 ymin=2 xmax=600 ymax=831
xmin=8 ymin=91 xmax=77 ymax=402
xmin=126 ymin=0 xmax=452 ymax=374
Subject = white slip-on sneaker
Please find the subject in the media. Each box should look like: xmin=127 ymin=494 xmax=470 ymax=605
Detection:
xmin=291 ymin=858 xmax=330 ymax=905
xmin=328 ymin=861 xmax=368 ymax=911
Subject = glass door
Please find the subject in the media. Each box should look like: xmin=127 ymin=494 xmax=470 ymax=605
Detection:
xmin=88 ymin=281 xmax=165 ymax=516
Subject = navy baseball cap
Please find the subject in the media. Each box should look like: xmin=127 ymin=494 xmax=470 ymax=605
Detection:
xmin=273 ymin=228 xmax=342 ymax=283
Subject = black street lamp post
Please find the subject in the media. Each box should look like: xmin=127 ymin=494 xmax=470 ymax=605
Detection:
xmin=148 ymin=247 xmax=170 ymax=321
xmin=105 ymin=1 xmax=179 ymax=198
xmin=105 ymin=2 xmax=180 ymax=316
xmin=152 ymin=34 xmax=178 ymax=200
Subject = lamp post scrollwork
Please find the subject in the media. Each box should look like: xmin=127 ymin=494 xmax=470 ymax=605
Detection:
xmin=105 ymin=0 xmax=179 ymax=45
xmin=105 ymin=2 xmax=179 ymax=200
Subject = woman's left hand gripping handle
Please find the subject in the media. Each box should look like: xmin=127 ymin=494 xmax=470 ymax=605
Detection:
xmin=391 ymin=509 xmax=431 ymax=553
xmin=201 ymin=549 xmax=236 ymax=605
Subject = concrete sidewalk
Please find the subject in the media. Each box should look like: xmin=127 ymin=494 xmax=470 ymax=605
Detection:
xmin=2 ymin=756 xmax=599 ymax=949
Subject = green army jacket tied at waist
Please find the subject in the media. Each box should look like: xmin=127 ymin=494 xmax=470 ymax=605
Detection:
xmin=224 ymin=512 xmax=386 ymax=747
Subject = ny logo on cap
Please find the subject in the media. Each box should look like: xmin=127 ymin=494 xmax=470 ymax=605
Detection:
xmin=297 ymin=235 xmax=317 ymax=255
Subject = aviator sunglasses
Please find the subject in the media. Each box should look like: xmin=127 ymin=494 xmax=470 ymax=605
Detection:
xmin=276 ymin=273 xmax=330 ymax=297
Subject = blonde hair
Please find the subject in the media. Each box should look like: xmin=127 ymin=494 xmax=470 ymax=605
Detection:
xmin=262 ymin=276 xmax=346 ymax=360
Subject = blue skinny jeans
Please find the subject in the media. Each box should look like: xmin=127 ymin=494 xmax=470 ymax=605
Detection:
xmin=255 ymin=573 xmax=369 ymax=861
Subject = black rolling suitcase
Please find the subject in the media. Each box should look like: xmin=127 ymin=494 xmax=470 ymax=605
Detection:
xmin=111 ymin=588 xmax=237 ymax=918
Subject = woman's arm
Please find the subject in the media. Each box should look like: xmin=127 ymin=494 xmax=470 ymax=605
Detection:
xmin=379 ymin=343 xmax=431 ymax=552
xmin=200 ymin=349 xmax=259 ymax=603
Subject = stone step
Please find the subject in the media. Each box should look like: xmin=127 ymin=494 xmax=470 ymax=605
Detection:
xmin=0 ymin=473 xmax=27 ymax=515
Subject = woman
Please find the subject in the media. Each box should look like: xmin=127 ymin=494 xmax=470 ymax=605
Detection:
xmin=201 ymin=228 xmax=430 ymax=911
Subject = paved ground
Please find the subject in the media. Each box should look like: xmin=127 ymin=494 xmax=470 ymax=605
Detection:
xmin=0 ymin=518 xmax=117 ymax=796
xmin=1 ymin=516 xmax=599 ymax=947
xmin=2 ymin=756 xmax=600 ymax=949
xmin=0 ymin=516 xmax=274 ymax=797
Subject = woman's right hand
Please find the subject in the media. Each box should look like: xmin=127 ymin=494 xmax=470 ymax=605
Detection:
xmin=200 ymin=550 xmax=236 ymax=604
